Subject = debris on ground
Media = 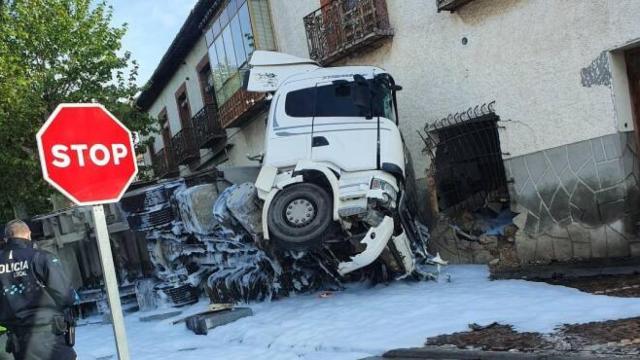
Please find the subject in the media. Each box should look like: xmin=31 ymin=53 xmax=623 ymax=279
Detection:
xmin=426 ymin=323 xmax=553 ymax=352
xmin=184 ymin=307 xmax=253 ymax=335
xmin=542 ymin=274 xmax=640 ymax=297
xmin=425 ymin=317 xmax=640 ymax=357
xmin=139 ymin=310 xmax=183 ymax=322
xmin=561 ymin=317 xmax=640 ymax=352
xmin=118 ymin=174 xmax=443 ymax=307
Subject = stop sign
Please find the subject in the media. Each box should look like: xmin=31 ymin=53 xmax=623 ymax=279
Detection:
xmin=36 ymin=103 xmax=138 ymax=205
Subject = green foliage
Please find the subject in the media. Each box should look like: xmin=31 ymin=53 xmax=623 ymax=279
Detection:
xmin=0 ymin=0 xmax=155 ymax=222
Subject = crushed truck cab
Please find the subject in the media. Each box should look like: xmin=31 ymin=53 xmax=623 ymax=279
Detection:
xmin=249 ymin=51 xmax=443 ymax=277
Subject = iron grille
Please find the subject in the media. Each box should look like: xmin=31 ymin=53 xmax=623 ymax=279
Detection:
xmin=422 ymin=102 xmax=509 ymax=213
xmin=172 ymin=127 xmax=199 ymax=165
xmin=191 ymin=105 xmax=226 ymax=148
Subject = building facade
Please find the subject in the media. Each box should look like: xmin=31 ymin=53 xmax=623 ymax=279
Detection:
xmin=138 ymin=0 xmax=640 ymax=268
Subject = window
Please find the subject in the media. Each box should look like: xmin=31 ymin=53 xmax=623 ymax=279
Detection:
xmin=285 ymin=80 xmax=396 ymax=121
xmin=205 ymin=0 xmax=273 ymax=106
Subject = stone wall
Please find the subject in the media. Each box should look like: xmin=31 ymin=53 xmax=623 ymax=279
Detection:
xmin=505 ymin=132 xmax=640 ymax=264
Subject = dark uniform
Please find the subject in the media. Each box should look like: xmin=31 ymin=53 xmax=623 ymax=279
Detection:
xmin=0 ymin=237 xmax=77 ymax=360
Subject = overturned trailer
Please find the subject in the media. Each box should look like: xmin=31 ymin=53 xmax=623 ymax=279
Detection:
xmin=30 ymin=203 xmax=154 ymax=316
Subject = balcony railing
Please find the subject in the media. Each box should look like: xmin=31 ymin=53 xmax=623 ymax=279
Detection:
xmin=151 ymin=148 xmax=177 ymax=178
xmin=191 ymin=105 xmax=226 ymax=148
xmin=218 ymin=89 xmax=266 ymax=129
xmin=436 ymin=0 xmax=475 ymax=12
xmin=171 ymin=126 xmax=199 ymax=165
xmin=304 ymin=0 xmax=393 ymax=65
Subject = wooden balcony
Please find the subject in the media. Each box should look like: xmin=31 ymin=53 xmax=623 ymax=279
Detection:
xmin=171 ymin=126 xmax=200 ymax=165
xmin=304 ymin=0 xmax=393 ymax=66
xmin=191 ymin=105 xmax=226 ymax=148
xmin=436 ymin=0 xmax=475 ymax=12
xmin=218 ymin=89 xmax=266 ymax=129
xmin=151 ymin=148 xmax=178 ymax=179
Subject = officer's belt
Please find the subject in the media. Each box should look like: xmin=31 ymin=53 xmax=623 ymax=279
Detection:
xmin=9 ymin=323 xmax=53 ymax=336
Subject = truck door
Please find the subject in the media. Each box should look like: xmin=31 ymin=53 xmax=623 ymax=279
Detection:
xmin=265 ymin=82 xmax=315 ymax=168
xmin=310 ymin=80 xmax=378 ymax=171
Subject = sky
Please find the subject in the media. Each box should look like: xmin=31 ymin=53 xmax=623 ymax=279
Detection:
xmin=107 ymin=0 xmax=199 ymax=85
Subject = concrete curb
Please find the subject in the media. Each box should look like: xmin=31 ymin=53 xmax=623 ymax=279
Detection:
xmin=362 ymin=347 xmax=639 ymax=359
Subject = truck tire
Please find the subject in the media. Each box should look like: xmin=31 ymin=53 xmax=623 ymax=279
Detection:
xmin=267 ymin=182 xmax=333 ymax=251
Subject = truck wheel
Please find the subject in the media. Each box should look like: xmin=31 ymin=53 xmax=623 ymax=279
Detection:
xmin=268 ymin=182 xmax=333 ymax=251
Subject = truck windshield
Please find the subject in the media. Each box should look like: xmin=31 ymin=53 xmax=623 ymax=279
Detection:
xmin=285 ymin=78 xmax=396 ymax=122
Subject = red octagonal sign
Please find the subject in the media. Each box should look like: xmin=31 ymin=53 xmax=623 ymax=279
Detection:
xmin=37 ymin=104 xmax=138 ymax=205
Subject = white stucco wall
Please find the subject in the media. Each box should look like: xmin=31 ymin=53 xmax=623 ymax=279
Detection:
xmin=147 ymin=38 xmax=209 ymax=151
xmin=225 ymin=112 xmax=268 ymax=166
xmin=268 ymin=0 xmax=317 ymax=58
xmin=269 ymin=0 xmax=640 ymax=177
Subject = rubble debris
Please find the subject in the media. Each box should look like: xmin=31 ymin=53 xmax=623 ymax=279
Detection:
xmin=135 ymin=278 xmax=157 ymax=311
xmin=561 ymin=317 xmax=640 ymax=351
xmin=540 ymin=273 xmax=640 ymax=297
xmin=224 ymin=183 xmax=263 ymax=237
xmin=185 ymin=307 xmax=253 ymax=335
xmin=117 ymin=170 xmax=443 ymax=307
xmin=175 ymin=183 xmax=220 ymax=235
xmin=424 ymin=317 xmax=640 ymax=357
xmin=426 ymin=323 xmax=553 ymax=352
xmin=139 ymin=310 xmax=183 ymax=322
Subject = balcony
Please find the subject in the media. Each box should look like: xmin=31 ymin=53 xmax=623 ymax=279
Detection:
xmin=436 ymin=0 xmax=475 ymax=12
xmin=151 ymin=148 xmax=178 ymax=178
xmin=218 ymin=89 xmax=266 ymax=129
xmin=304 ymin=0 xmax=393 ymax=65
xmin=171 ymin=126 xmax=200 ymax=165
xmin=191 ymin=105 xmax=226 ymax=148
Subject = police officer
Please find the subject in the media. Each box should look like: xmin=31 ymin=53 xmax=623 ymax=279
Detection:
xmin=0 ymin=220 xmax=77 ymax=360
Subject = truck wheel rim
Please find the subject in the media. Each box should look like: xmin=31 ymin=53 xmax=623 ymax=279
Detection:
xmin=285 ymin=198 xmax=316 ymax=227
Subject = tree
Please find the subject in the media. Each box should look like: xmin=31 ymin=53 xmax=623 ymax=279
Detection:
xmin=0 ymin=0 xmax=156 ymax=222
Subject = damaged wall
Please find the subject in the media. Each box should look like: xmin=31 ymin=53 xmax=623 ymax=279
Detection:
xmin=269 ymin=0 xmax=640 ymax=222
xmin=506 ymin=132 xmax=640 ymax=264
xmin=141 ymin=0 xmax=640 ymax=267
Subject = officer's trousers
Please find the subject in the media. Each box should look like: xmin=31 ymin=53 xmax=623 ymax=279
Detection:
xmin=11 ymin=329 xmax=76 ymax=360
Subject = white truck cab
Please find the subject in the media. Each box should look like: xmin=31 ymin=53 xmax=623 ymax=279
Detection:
xmin=248 ymin=51 xmax=441 ymax=277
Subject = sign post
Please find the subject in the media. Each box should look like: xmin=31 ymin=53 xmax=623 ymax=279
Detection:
xmin=36 ymin=103 xmax=138 ymax=360
xmin=91 ymin=205 xmax=131 ymax=360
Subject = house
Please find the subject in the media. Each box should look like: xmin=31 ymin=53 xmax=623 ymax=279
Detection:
xmin=137 ymin=0 xmax=640 ymax=270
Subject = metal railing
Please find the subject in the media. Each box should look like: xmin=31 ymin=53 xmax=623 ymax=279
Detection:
xmin=304 ymin=0 xmax=393 ymax=65
xmin=191 ymin=105 xmax=225 ymax=148
xmin=171 ymin=126 xmax=200 ymax=165
xmin=151 ymin=148 xmax=177 ymax=178
xmin=218 ymin=89 xmax=265 ymax=129
xmin=436 ymin=0 xmax=475 ymax=12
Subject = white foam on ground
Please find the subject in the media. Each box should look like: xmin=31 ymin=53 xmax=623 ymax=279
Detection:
xmin=76 ymin=265 xmax=640 ymax=359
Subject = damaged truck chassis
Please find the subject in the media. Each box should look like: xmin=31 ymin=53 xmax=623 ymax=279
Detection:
xmin=249 ymin=51 xmax=445 ymax=279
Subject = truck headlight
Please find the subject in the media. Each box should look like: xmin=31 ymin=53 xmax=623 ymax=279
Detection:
xmin=370 ymin=178 xmax=398 ymax=204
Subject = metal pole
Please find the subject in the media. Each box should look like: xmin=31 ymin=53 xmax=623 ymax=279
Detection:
xmin=91 ymin=205 xmax=131 ymax=360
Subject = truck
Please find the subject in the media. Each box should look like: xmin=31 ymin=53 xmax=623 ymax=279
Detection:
xmin=247 ymin=51 xmax=444 ymax=279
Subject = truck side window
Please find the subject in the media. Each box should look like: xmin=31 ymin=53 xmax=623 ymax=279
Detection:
xmin=285 ymin=83 xmax=364 ymax=118
xmin=285 ymin=87 xmax=315 ymax=117
xmin=284 ymin=81 xmax=394 ymax=119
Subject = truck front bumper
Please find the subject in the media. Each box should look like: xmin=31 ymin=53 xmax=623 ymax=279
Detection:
xmin=338 ymin=216 xmax=395 ymax=275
